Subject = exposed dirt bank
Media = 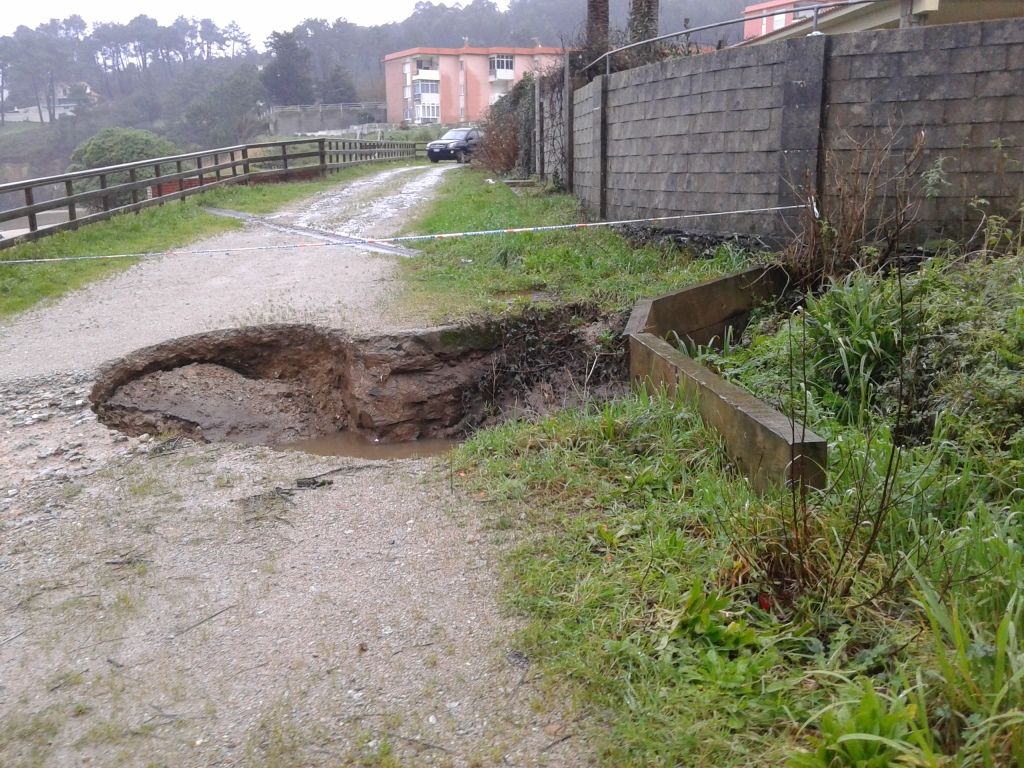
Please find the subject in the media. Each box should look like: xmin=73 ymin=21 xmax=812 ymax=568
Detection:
xmin=1 ymin=164 xmax=614 ymax=767
xmin=90 ymin=310 xmax=626 ymax=449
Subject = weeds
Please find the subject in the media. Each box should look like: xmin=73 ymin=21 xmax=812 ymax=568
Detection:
xmin=781 ymin=124 xmax=925 ymax=290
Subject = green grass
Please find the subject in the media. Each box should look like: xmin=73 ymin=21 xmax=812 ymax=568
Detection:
xmin=0 ymin=160 xmax=426 ymax=318
xmin=455 ymin=250 xmax=1024 ymax=765
xmin=0 ymin=121 xmax=45 ymax=140
xmin=401 ymin=170 xmax=752 ymax=319
xmin=457 ymin=392 xmax=822 ymax=765
xmin=0 ymin=202 xmax=239 ymax=318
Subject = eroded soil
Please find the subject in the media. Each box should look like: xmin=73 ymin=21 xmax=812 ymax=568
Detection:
xmin=0 ymin=166 xmax=601 ymax=767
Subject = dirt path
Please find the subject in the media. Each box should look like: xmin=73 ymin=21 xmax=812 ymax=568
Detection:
xmin=0 ymin=165 xmax=587 ymax=767
xmin=0 ymin=164 xmax=444 ymax=381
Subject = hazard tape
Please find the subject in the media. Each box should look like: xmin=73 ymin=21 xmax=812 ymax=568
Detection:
xmin=367 ymin=204 xmax=807 ymax=245
xmin=0 ymin=203 xmax=809 ymax=266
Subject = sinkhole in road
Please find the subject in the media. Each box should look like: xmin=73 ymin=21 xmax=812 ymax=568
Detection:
xmin=89 ymin=309 xmax=627 ymax=459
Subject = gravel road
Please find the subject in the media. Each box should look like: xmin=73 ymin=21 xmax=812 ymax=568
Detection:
xmin=0 ymin=165 xmax=589 ymax=767
xmin=0 ymin=164 xmax=447 ymax=381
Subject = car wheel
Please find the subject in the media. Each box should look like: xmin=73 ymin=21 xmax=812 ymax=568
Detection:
xmin=429 ymin=157 xmax=439 ymax=163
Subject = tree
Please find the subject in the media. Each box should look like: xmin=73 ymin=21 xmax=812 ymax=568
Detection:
xmin=184 ymin=65 xmax=267 ymax=146
xmin=199 ymin=19 xmax=225 ymax=60
xmin=586 ymin=0 xmax=609 ymax=54
xmin=171 ymin=17 xmax=199 ymax=62
xmin=126 ymin=15 xmax=161 ymax=72
xmin=67 ymin=126 xmax=178 ymax=170
xmin=629 ymin=0 xmax=659 ymax=43
xmin=317 ymin=65 xmax=357 ymax=104
xmin=0 ymin=36 xmax=12 ymax=127
xmin=260 ymin=32 xmax=314 ymax=106
xmin=223 ymin=22 xmax=252 ymax=58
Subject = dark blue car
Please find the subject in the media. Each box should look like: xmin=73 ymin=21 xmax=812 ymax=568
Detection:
xmin=426 ymin=128 xmax=482 ymax=163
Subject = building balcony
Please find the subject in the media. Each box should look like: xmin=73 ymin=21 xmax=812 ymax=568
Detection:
xmin=414 ymin=69 xmax=440 ymax=81
xmin=488 ymin=69 xmax=514 ymax=82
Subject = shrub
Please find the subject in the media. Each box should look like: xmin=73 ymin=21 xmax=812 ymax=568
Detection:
xmin=476 ymin=76 xmax=534 ymax=176
xmin=66 ymin=127 xmax=180 ymax=210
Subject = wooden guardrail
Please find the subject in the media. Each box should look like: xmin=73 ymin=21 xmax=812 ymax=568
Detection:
xmin=0 ymin=138 xmax=417 ymax=249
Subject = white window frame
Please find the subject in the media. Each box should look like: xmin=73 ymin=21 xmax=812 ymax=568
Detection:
xmin=489 ymin=54 xmax=514 ymax=72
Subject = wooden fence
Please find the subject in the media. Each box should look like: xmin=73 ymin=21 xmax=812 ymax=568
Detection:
xmin=0 ymin=138 xmax=418 ymax=249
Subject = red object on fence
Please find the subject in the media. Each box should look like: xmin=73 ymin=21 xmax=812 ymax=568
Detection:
xmin=150 ymin=178 xmax=203 ymax=198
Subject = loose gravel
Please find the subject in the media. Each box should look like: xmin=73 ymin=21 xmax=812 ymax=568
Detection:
xmin=0 ymin=165 xmax=589 ymax=767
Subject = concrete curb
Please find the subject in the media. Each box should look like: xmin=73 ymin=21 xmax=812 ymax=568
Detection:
xmin=626 ymin=265 xmax=827 ymax=491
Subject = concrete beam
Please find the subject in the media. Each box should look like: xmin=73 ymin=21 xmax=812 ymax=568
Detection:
xmin=630 ymin=332 xmax=828 ymax=492
xmin=625 ymin=265 xmax=826 ymax=491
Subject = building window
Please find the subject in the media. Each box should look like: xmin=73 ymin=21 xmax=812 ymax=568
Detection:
xmin=489 ymin=54 xmax=514 ymax=72
xmin=416 ymin=57 xmax=438 ymax=71
xmin=413 ymin=81 xmax=439 ymax=95
xmin=772 ymin=13 xmax=787 ymax=31
xmin=416 ymin=103 xmax=440 ymax=123
xmin=403 ymin=85 xmax=411 ymax=99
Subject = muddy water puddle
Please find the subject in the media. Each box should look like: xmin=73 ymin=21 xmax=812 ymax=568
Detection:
xmin=277 ymin=432 xmax=457 ymax=459
xmin=90 ymin=315 xmax=627 ymax=455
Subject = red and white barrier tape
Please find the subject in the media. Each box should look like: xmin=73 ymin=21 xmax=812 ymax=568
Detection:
xmin=0 ymin=203 xmax=808 ymax=265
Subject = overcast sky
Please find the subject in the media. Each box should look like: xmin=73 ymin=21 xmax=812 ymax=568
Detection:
xmin=2 ymin=1 xmax=512 ymax=47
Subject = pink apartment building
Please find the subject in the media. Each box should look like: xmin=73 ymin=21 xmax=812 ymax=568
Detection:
xmin=743 ymin=1 xmax=823 ymax=39
xmin=383 ymin=45 xmax=565 ymax=125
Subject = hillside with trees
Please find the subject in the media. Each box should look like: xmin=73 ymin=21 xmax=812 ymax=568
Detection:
xmin=0 ymin=0 xmax=745 ymax=187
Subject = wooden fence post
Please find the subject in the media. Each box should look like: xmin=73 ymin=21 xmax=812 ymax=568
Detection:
xmin=24 ymin=187 xmax=37 ymax=232
xmin=318 ymin=138 xmax=327 ymax=176
xmin=65 ymin=179 xmax=76 ymax=222
xmin=99 ymin=174 xmax=110 ymax=212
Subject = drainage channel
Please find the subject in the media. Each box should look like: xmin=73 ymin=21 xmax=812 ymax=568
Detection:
xmin=90 ymin=311 xmax=626 ymax=459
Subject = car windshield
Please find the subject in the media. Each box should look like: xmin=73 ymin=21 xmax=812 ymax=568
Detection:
xmin=441 ymin=130 xmax=471 ymax=140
